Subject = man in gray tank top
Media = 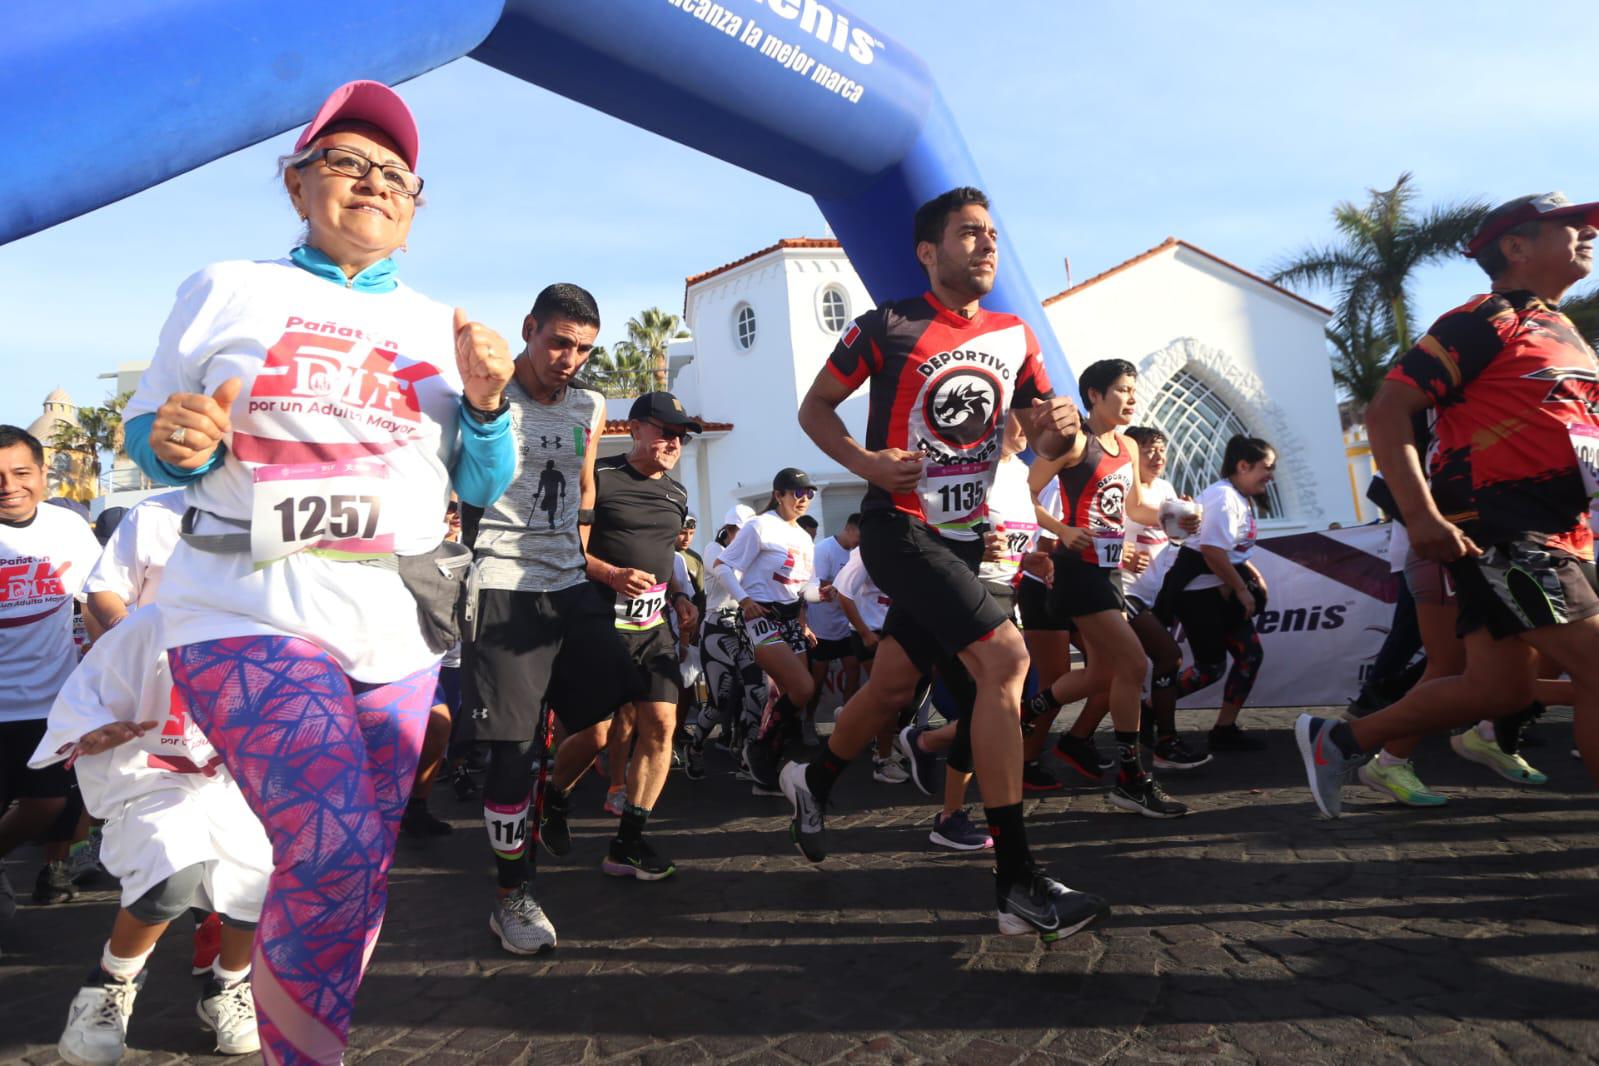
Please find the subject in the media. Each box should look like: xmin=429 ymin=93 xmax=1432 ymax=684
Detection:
xmin=464 ymin=283 xmax=643 ymax=956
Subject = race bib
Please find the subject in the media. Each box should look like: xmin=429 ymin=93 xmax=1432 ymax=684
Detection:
xmin=615 ymin=582 xmax=668 ymax=631
xmin=923 ymin=460 xmax=992 ymax=530
xmin=250 ymin=460 xmax=393 ymax=567
xmin=1093 ymin=531 xmax=1125 ymax=569
xmin=1570 ymin=425 xmax=1599 ymax=499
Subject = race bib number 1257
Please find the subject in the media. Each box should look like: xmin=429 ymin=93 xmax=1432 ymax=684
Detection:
xmin=250 ymin=460 xmax=394 ymax=567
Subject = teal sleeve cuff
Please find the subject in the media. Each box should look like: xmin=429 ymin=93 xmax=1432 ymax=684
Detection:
xmin=449 ymin=396 xmax=515 ymax=507
xmin=123 ymin=412 xmax=225 ymax=485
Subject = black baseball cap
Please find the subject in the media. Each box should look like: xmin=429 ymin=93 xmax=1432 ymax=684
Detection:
xmin=773 ymin=467 xmax=815 ymax=492
xmin=1466 ymin=192 xmax=1599 ymax=257
xmin=628 ymin=391 xmax=703 ymax=433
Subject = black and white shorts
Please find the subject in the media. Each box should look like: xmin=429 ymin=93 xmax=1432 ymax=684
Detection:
xmin=1450 ymin=539 xmax=1599 ymax=639
xmin=469 ymin=582 xmax=645 ymax=741
xmin=742 ymin=604 xmax=807 ymax=655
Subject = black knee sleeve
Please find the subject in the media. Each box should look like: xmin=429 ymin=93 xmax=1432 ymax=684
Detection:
xmin=126 ymin=864 xmax=207 ymax=924
xmin=948 ymin=713 xmax=974 ymax=775
xmin=484 ymin=739 xmax=538 ymax=805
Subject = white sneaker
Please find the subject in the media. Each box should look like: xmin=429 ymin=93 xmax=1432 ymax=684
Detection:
xmin=197 ymin=976 xmax=259 ymax=1055
xmin=872 ymin=754 xmax=909 ymax=784
xmin=490 ymin=884 xmax=558 ymax=955
xmin=58 ymin=972 xmax=143 ymax=1066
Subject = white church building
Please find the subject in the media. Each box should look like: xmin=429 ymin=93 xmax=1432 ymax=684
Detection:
xmin=650 ymin=236 xmax=1355 ymax=551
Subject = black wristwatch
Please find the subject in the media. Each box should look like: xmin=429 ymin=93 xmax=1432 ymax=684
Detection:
xmin=463 ymin=394 xmax=510 ymax=423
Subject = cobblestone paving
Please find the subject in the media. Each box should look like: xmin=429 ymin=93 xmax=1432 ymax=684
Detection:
xmin=3 ymin=708 xmax=1596 ymax=1064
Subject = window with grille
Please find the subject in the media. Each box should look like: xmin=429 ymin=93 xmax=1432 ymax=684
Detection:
xmin=1143 ymin=369 xmax=1284 ymax=516
xmin=819 ymin=286 xmax=849 ymax=333
xmin=734 ymin=303 xmax=757 ymax=350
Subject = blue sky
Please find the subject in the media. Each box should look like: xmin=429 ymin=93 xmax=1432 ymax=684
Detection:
xmin=5 ymin=0 xmax=1597 ymax=427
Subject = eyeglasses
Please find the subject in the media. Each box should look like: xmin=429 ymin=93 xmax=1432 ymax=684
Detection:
xmin=647 ymin=420 xmax=693 ymax=442
xmin=296 ymin=146 xmax=424 ymax=197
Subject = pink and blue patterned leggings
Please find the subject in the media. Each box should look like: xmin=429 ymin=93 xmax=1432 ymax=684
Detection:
xmin=171 ymin=635 xmax=436 ymax=1066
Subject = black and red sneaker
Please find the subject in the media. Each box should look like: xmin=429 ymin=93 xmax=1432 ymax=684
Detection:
xmin=1054 ymin=734 xmax=1111 ymax=783
xmin=1022 ymin=760 xmax=1063 ymax=793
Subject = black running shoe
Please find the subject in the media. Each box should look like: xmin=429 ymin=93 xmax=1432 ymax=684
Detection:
xmin=1152 ymin=736 xmax=1213 ymax=771
xmin=995 ymin=867 xmax=1108 ymax=942
xmin=1054 ymin=733 xmax=1110 ymax=782
xmin=896 ymin=725 xmax=940 ymax=797
xmin=450 ymin=764 xmax=480 ymax=801
xmin=744 ymin=739 xmax=782 ymax=796
xmin=1109 ymin=775 xmax=1190 ymax=818
xmin=1021 ymin=760 xmax=1063 ymax=793
xmin=780 ymin=762 xmax=827 ymax=862
xmin=602 ymin=836 xmax=676 ymax=881
xmin=684 ymin=738 xmax=706 ymax=781
xmin=400 ymin=801 xmax=454 ymax=837
xmin=33 ymin=861 xmax=78 ymax=905
xmin=540 ymin=790 xmax=572 ymax=857
xmin=1208 ymin=723 xmax=1268 ymax=752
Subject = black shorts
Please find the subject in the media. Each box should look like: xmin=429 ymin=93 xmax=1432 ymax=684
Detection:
xmin=859 ymin=511 xmax=1011 ymax=673
xmin=1048 ymin=553 xmax=1127 ymax=619
xmin=983 ymin=580 xmax=1017 ymax=622
xmin=1016 ymin=577 xmax=1073 ymax=632
xmin=1449 ymin=540 xmax=1599 ymax=639
xmin=0 ymin=718 xmax=74 ymax=805
xmin=469 ymin=583 xmax=645 ymax=741
xmin=851 ymin=630 xmax=882 ymax=663
xmin=620 ymin=623 xmax=683 ymax=704
xmin=809 ymin=635 xmax=856 ymax=663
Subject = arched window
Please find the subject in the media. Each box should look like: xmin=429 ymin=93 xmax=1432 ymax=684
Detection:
xmin=1144 ymin=368 xmax=1285 ymax=516
xmin=818 ymin=285 xmax=849 ymax=333
xmin=734 ymin=303 xmax=757 ymax=350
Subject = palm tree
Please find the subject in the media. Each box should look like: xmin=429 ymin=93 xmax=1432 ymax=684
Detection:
xmin=47 ymin=394 xmax=127 ymax=482
xmin=1270 ymin=173 xmax=1489 ymax=357
xmin=1564 ymin=287 xmax=1599 ymax=350
xmin=584 ymin=342 xmax=654 ymax=398
xmin=626 ymin=307 xmax=690 ymax=392
xmin=1323 ymin=294 xmax=1399 ymax=413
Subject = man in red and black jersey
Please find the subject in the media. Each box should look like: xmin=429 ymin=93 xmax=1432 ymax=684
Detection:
xmin=785 ymin=186 xmax=1108 ymax=942
xmin=1297 ymin=191 xmax=1599 ymax=817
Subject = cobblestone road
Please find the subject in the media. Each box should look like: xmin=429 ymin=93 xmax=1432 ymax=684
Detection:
xmin=3 ymin=708 xmax=1596 ymax=1064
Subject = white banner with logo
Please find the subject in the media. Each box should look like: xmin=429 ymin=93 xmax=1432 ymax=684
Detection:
xmin=1176 ymin=523 xmax=1397 ymax=709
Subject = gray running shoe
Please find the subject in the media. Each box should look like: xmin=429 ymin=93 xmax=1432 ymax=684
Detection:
xmin=1294 ymin=714 xmax=1366 ymax=819
xmin=996 ymin=868 xmax=1108 ymax=942
xmin=896 ymin=725 xmax=940 ymax=797
xmin=489 ymin=885 xmax=557 ymax=955
xmin=780 ymin=761 xmax=827 ymax=862
xmin=929 ymin=808 xmax=992 ymax=851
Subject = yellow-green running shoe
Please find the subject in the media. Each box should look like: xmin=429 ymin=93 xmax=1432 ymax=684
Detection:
xmin=1357 ymin=758 xmax=1447 ymax=806
xmin=1450 ymin=728 xmax=1548 ymax=785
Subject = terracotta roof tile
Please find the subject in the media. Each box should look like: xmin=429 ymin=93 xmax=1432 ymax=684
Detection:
xmin=1041 ymin=238 xmax=1332 ymax=315
xmin=684 ymin=238 xmax=841 ymax=288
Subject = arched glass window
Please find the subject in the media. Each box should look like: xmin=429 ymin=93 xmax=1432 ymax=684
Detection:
xmin=734 ymin=303 xmax=757 ymax=350
xmin=1144 ymin=368 xmax=1284 ymax=516
xmin=819 ymin=286 xmax=849 ymax=333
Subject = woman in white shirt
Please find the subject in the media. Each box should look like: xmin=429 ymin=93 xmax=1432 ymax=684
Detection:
xmin=1165 ymin=435 xmax=1275 ymax=751
xmin=711 ymin=468 xmax=817 ymax=794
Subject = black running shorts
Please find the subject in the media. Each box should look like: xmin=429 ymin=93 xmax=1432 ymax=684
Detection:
xmin=808 ymin=635 xmax=856 ymax=663
xmin=1449 ymin=539 xmax=1599 ymax=639
xmin=1047 ymin=552 xmax=1127 ymax=619
xmin=850 ymin=630 xmax=882 ymax=663
xmin=619 ymin=623 xmax=683 ymax=705
xmin=0 ymin=718 xmax=74 ymax=804
xmin=1016 ymin=576 xmax=1073 ymax=632
xmin=859 ymin=510 xmax=1011 ymax=673
xmin=470 ymin=583 xmax=645 ymax=741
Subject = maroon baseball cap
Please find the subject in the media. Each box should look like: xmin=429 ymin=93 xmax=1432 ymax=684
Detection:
xmin=1466 ymin=192 xmax=1599 ymax=257
xmin=294 ymin=80 xmax=420 ymax=169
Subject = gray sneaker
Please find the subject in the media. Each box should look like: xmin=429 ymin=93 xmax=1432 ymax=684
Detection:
xmin=489 ymin=885 xmax=557 ymax=955
xmin=1294 ymin=714 xmax=1367 ymax=819
xmin=929 ymin=809 xmax=992 ymax=851
xmin=196 ymin=975 xmax=259 ymax=1055
xmin=779 ymin=761 xmax=827 ymax=862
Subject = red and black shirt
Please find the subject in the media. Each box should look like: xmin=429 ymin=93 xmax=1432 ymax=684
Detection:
xmin=826 ymin=292 xmax=1053 ymax=541
xmin=1386 ymin=290 xmax=1599 ymax=556
xmin=1055 ymin=433 xmax=1134 ymax=567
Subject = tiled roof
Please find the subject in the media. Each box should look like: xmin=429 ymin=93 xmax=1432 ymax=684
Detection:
xmin=684 ymin=238 xmax=842 ymax=288
xmin=601 ymin=418 xmax=733 ymax=436
xmin=1041 ymin=237 xmax=1333 ymax=315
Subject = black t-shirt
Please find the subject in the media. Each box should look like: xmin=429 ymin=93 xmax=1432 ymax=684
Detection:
xmin=589 ymin=455 xmax=689 ymax=587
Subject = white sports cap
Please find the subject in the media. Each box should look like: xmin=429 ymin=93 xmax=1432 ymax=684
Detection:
xmin=722 ymin=503 xmax=756 ymax=529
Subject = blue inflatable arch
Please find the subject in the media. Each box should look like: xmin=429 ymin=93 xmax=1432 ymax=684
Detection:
xmin=2 ymin=0 xmax=1073 ymax=392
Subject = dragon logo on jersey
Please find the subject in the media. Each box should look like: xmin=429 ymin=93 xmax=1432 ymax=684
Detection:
xmin=924 ymin=368 xmax=1001 ymax=450
xmin=1524 ymin=365 xmax=1599 ymax=416
xmin=1096 ymin=483 xmax=1125 ymax=523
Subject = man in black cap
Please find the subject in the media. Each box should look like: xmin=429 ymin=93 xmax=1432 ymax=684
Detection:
xmin=540 ymin=392 xmax=701 ymax=880
xmin=1297 ymin=191 xmax=1599 ymax=816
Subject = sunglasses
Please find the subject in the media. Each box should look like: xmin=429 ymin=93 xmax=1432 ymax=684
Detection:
xmin=789 ymin=488 xmax=816 ymax=500
xmin=647 ymin=419 xmax=693 ymax=442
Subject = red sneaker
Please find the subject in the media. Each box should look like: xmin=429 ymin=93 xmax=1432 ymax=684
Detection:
xmin=191 ymin=912 xmax=222 ymax=976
